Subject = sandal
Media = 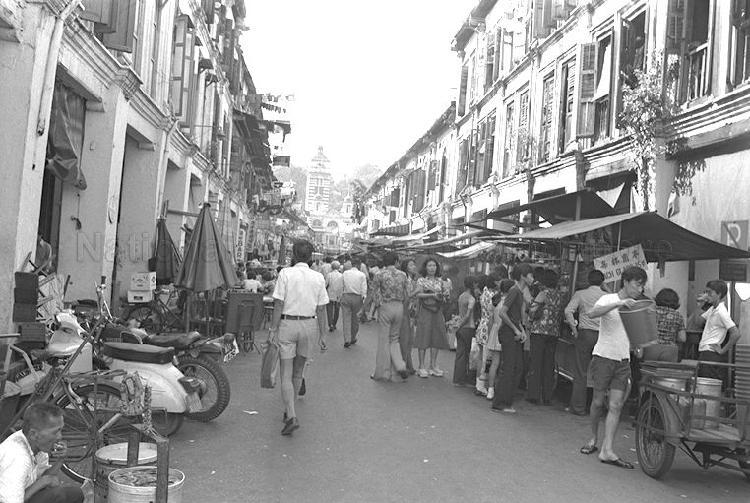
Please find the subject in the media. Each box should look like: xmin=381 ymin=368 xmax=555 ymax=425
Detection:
xmin=600 ymin=458 xmax=634 ymax=469
xmin=580 ymin=445 xmax=598 ymax=455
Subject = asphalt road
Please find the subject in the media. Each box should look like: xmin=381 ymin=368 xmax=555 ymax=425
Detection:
xmin=169 ymin=323 xmax=749 ymax=503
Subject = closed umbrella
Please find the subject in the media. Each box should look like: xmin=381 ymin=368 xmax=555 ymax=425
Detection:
xmin=152 ymin=218 xmax=182 ymax=285
xmin=175 ymin=204 xmax=238 ymax=332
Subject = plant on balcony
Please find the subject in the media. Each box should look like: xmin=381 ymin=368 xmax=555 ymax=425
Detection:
xmin=619 ymin=53 xmax=703 ymax=210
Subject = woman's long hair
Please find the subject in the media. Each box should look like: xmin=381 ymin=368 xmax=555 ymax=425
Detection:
xmin=419 ymin=257 xmax=442 ymax=278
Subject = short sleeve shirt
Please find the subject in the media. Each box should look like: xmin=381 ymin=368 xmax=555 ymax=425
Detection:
xmin=656 ymin=306 xmax=685 ymax=346
xmin=498 ymin=285 xmax=524 ymax=338
xmin=272 ymin=263 xmax=329 ymax=316
xmin=699 ymin=303 xmax=736 ymax=352
xmin=592 ymin=293 xmax=630 ymax=361
xmin=373 ymin=268 xmax=408 ymax=303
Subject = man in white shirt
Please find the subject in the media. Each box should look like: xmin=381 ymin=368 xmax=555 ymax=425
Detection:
xmin=0 ymin=403 xmax=83 ymax=503
xmin=698 ymin=280 xmax=739 ymax=384
xmin=325 ymin=261 xmax=344 ymax=333
xmin=320 ymin=257 xmax=333 ymax=277
xmin=580 ymin=266 xmax=645 ymax=470
xmin=564 ymin=269 xmax=606 ymax=416
xmin=340 ymin=256 xmax=368 ymax=347
xmin=269 ymin=240 xmax=329 ymax=436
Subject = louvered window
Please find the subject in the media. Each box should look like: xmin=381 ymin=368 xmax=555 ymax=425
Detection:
xmin=731 ymin=0 xmax=750 ymax=86
xmin=559 ymin=57 xmax=575 ymax=151
xmin=517 ymin=91 xmax=530 ymax=163
xmin=539 ymin=74 xmax=554 ymax=162
xmin=577 ymin=43 xmax=596 ymax=138
xmin=502 ymin=102 xmax=515 ymax=178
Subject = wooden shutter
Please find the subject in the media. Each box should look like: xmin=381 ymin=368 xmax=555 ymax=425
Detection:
xmin=467 ymin=129 xmax=478 ymax=187
xmin=560 ymin=57 xmax=575 ymax=148
xmin=455 ymin=139 xmax=468 ymax=194
xmin=102 ymin=0 xmax=137 ymax=53
xmin=170 ymin=15 xmax=194 ymax=121
xmin=413 ymin=170 xmax=426 ymax=212
xmin=534 ymin=0 xmax=553 ymax=38
xmin=577 ymin=43 xmax=596 ymax=137
xmin=458 ymin=65 xmax=469 ymax=116
xmin=82 ymin=0 xmax=117 ymax=33
xmin=484 ymin=114 xmax=495 ymax=180
xmin=493 ymin=28 xmax=502 ymax=81
xmin=540 ymin=76 xmax=554 ymax=160
xmin=666 ymin=0 xmax=685 ymax=53
xmin=517 ymin=91 xmax=529 ymax=160
xmin=427 ymin=160 xmax=437 ymax=188
xmin=502 ymin=29 xmax=514 ymax=71
xmin=485 ymin=36 xmax=495 ymax=90
xmin=202 ymin=0 xmax=215 ymax=24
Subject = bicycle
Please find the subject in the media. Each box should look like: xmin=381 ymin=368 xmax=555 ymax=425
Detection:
xmin=123 ymin=287 xmax=186 ymax=333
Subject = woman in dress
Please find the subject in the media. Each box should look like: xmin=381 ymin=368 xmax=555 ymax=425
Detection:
xmin=526 ymin=269 xmax=563 ymax=405
xmin=414 ymin=257 xmax=450 ymax=377
xmin=485 ymin=279 xmax=515 ymax=401
xmin=475 ymin=273 xmax=502 ymax=395
xmin=399 ymin=258 xmax=419 ymax=374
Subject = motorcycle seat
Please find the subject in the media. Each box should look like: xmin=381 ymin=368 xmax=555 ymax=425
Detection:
xmin=145 ymin=332 xmax=202 ymax=349
xmin=102 ymin=342 xmax=174 ymax=364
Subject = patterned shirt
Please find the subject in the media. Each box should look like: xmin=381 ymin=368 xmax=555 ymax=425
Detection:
xmin=373 ymin=267 xmax=408 ymax=304
xmin=656 ymin=306 xmax=685 ymax=346
xmin=476 ymin=287 xmax=495 ymax=345
xmin=529 ymin=287 xmax=563 ymax=337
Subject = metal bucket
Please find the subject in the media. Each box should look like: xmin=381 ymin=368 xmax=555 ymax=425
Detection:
xmin=95 ymin=443 xmax=157 ymax=501
xmin=108 ymin=466 xmax=184 ymax=503
xmin=619 ymin=300 xmax=657 ymax=346
xmin=692 ymin=377 xmax=723 ymax=429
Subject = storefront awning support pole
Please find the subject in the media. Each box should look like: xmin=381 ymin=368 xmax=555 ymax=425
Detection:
xmin=570 ymin=194 xmax=583 ymax=293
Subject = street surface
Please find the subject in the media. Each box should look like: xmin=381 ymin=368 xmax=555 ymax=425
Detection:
xmin=170 ymin=323 xmax=749 ymax=502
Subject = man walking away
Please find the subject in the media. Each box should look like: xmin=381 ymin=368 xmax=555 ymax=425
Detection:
xmin=0 ymin=403 xmax=84 ymax=503
xmin=491 ymin=263 xmax=534 ymax=413
xmin=564 ymin=269 xmax=606 ymax=416
xmin=581 ymin=266 xmax=646 ymax=469
xmin=453 ymin=276 xmax=478 ymax=386
xmin=341 ymin=256 xmax=368 ymax=348
xmin=269 ymin=240 xmax=329 ymax=436
xmin=325 ymin=261 xmax=344 ymax=333
xmin=698 ymin=280 xmax=739 ymax=386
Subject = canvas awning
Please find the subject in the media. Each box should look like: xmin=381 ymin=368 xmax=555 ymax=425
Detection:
xmin=438 ymin=241 xmax=496 ymax=259
xmin=485 ymin=212 xmax=750 ymax=262
xmin=483 ymin=190 xmax=615 ymax=225
xmin=390 ymin=226 xmax=441 ymax=244
xmin=371 ymin=223 xmax=410 ymax=237
xmin=410 ymin=230 xmax=487 ymax=251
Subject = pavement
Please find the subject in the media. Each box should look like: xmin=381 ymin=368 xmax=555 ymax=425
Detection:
xmin=169 ymin=322 xmax=750 ymax=503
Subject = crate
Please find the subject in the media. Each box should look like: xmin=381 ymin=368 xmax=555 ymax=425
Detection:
xmin=130 ymin=272 xmax=156 ymax=292
xmin=18 ymin=322 xmax=46 ymax=343
xmin=12 ymin=303 xmax=37 ymax=322
xmin=14 ymin=272 xmax=39 ymax=292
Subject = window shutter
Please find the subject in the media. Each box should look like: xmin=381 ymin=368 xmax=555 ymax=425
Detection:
xmin=102 ymin=0 xmax=137 ymax=53
xmin=170 ymin=15 xmax=195 ymax=122
xmin=540 ymin=76 xmax=554 ymax=160
xmin=666 ymin=0 xmax=685 ymax=53
xmin=82 ymin=0 xmax=117 ymax=33
xmin=534 ymin=0 xmax=553 ymax=38
xmin=484 ymin=114 xmax=495 ymax=181
xmin=427 ymin=160 xmax=437 ymax=188
xmin=455 ymin=140 xmax=468 ymax=194
xmin=202 ymin=0 xmax=215 ymax=24
xmin=467 ymin=130 xmax=478 ymax=187
xmin=493 ymin=28 xmax=502 ymax=80
xmin=517 ymin=91 xmax=529 ymax=161
xmin=458 ymin=65 xmax=469 ymax=116
xmin=577 ymin=43 xmax=596 ymax=137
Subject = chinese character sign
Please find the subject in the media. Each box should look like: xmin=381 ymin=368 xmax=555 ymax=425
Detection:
xmin=594 ymin=245 xmax=648 ymax=283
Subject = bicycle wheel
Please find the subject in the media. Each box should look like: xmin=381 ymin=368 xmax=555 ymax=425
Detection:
xmin=125 ymin=305 xmax=163 ymax=332
xmin=54 ymin=382 xmax=133 ymax=483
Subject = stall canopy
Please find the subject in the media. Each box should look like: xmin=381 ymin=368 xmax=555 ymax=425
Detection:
xmin=483 ymin=189 xmax=616 ymax=225
xmin=371 ymin=223 xmax=410 ymax=237
xmin=437 ymin=241 xmax=495 ymax=259
xmin=409 ymin=230 xmax=489 ymax=251
xmin=485 ymin=212 xmax=750 ymax=262
xmin=390 ymin=226 xmax=442 ymax=244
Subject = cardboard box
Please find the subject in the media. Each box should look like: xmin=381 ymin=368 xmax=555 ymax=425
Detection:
xmin=129 ymin=272 xmax=156 ymax=291
xmin=127 ymin=290 xmax=153 ymax=304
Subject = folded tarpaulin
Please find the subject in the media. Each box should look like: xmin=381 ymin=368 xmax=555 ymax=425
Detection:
xmin=46 ymin=82 xmax=87 ymax=190
xmin=487 ymin=212 xmax=750 ymax=262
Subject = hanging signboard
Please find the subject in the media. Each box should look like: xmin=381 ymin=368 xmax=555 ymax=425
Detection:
xmin=593 ymin=244 xmax=648 ymax=283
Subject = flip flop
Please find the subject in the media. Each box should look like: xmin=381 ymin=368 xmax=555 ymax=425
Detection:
xmin=600 ymin=458 xmax=634 ymax=469
xmin=580 ymin=445 xmax=598 ymax=455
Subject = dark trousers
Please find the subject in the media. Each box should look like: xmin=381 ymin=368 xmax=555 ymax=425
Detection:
xmin=29 ymin=486 xmax=84 ymax=503
xmin=570 ymin=329 xmax=598 ymax=415
xmin=493 ymin=333 xmax=524 ymax=408
xmin=699 ymin=350 xmax=728 ymax=387
xmin=453 ymin=327 xmax=475 ymax=384
xmin=527 ymin=334 xmax=557 ymax=402
xmin=326 ymin=301 xmax=340 ymax=328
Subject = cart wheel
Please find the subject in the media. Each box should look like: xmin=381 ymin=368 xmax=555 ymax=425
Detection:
xmin=635 ymin=397 xmax=676 ymax=479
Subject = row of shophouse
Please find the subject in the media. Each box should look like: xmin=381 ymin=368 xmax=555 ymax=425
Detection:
xmin=362 ymin=0 xmax=750 ymax=322
xmin=0 ymin=0 xmax=308 ymax=331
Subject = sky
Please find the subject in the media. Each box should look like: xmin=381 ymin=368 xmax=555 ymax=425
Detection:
xmin=241 ymin=0 xmax=477 ymax=181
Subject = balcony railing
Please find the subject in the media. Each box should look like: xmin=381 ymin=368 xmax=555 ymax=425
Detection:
xmin=687 ymin=42 xmax=710 ymax=101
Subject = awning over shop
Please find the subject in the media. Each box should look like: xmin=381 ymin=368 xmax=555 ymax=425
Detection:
xmin=486 ymin=212 xmax=750 ymax=262
xmin=390 ymin=226 xmax=442 ymax=244
xmin=484 ymin=190 xmax=615 ymax=225
xmin=410 ymin=230 xmax=487 ymax=251
xmin=438 ymin=241 xmax=496 ymax=259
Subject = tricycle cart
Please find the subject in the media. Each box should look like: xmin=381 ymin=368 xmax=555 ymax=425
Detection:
xmin=635 ymin=360 xmax=750 ymax=480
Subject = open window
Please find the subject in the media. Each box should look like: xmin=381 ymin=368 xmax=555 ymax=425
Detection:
xmin=559 ymin=57 xmax=575 ymax=152
xmin=620 ymin=11 xmax=647 ymax=90
xmin=667 ymin=0 xmax=714 ymax=103
xmin=485 ymin=33 xmax=495 ymax=91
xmin=458 ymin=64 xmax=469 ymax=116
xmin=516 ymin=89 xmax=530 ymax=163
xmin=730 ymin=0 xmax=750 ymax=87
xmin=502 ymin=101 xmax=515 ymax=178
xmin=539 ymin=73 xmax=555 ymax=162
xmin=170 ymin=15 xmax=196 ymax=128
xmin=455 ymin=138 xmax=470 ymax=195
xmin=593 ymin=35 xmax=613 ymax=144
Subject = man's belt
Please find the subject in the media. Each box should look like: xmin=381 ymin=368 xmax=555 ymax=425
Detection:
xmin=281 ymin=314 xmax=316 ymax=320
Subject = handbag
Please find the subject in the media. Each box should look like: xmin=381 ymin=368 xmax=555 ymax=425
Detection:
xmin=260 ymin=341 xmax=280 ymax=389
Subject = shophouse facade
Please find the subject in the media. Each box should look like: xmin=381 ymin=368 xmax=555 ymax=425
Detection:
xmin=362 ymin=0 xmax=750 ymax=324
xmin=0 ymin=0 xmax=280 ymax=330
